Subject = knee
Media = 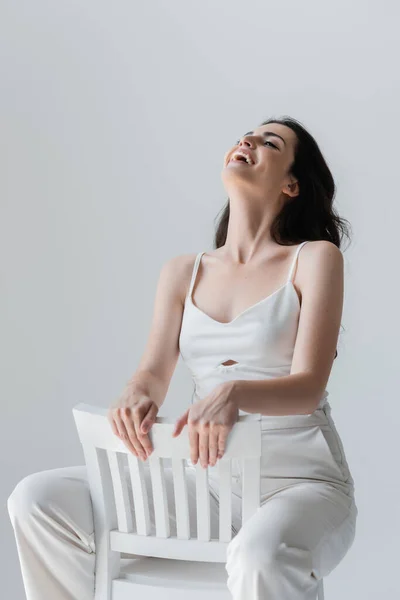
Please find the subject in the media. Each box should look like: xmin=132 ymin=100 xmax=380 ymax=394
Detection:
xmin=8 ymin=470 xmax=57 ymax=522
xmin=226 ymin=528 xmax=280 ymax=576
xmin=227 ymin=530 xmax=315 ymax=583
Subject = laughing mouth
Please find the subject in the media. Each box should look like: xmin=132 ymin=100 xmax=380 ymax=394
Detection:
xmin=229 ymin=157 xmax=253 ymax=165
xmin=228 ymin=150 xmax=255 ymax=166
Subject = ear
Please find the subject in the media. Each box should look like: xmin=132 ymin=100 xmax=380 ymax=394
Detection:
xmin=172 ymin=408 xmax=190 ymax=437
xmin=285 ymin=180 xmax=299 ymax=198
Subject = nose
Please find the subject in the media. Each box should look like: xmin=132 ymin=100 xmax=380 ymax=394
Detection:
xmin=225 ymin=135 xmax=254 ymax=166
xmin=239 ymin=138 xmax=255 ymax=152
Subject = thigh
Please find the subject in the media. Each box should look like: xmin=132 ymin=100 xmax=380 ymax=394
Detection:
xmin=229 ymin=482 xmax=358 ymax=580
xmin=8 ymin=465 xmax=96 ymax=551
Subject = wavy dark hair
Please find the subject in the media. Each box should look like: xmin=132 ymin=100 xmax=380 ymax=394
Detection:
xmin=213 ymin=115 xmax=352 ymax=359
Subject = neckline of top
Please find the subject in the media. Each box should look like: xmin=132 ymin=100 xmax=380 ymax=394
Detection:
xmin=185 ymin=242 xmax=309 ymax=326
xmin=186 ymin=279 xmax=300 ymax=326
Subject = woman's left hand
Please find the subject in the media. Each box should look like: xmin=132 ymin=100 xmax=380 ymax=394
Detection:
xmin=172 ymin=382 xmax=239 ymax=468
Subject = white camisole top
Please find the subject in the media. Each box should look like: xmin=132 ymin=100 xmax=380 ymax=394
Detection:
xmin=178 ymin=241 xmax=329 ymax=414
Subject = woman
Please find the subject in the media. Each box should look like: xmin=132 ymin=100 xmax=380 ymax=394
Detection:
xmin=8 ymin=116 xmax=358 ymax=600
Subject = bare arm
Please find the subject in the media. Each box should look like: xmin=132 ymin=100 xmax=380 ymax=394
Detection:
xmin=229 ymin=240 xmax=344 ymax=415
xmin=108 ymin=253 xmax=194 ymax=456
xmin=127 ymin=254 xmax=189 ymax=406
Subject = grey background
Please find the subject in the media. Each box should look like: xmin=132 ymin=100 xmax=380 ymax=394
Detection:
xmin=1 ymin=1 xmax=398 ymax=598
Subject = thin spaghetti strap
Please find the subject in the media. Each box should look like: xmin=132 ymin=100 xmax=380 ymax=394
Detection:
xmin=186 ymin=252 xmax=205 ymax=300
xmin=287 ymin=241 xmax=310 ymax=283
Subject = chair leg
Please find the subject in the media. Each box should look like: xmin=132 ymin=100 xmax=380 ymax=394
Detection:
xmin=317 ymin=579 xmax=324 ymax=600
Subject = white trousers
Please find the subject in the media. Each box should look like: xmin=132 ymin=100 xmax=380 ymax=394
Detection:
xmin=7 ymin=402 xmax=358 ymax=600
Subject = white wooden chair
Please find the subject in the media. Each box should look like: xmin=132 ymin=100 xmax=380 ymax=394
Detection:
xmin=73 ymin=403 xmax=324 ymax=599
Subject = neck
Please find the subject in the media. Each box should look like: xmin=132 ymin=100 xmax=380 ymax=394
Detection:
xmin=221 ymin=192 xmax=285 ymax=264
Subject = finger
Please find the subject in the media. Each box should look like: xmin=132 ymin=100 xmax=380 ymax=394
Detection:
xmin=121 ymin=414 xmax=147 ymax=460
xmin=198 ymin=425 xmax=209 ymax=468
xmin=217 ymin=425 xmax=229 ymax=459
xmin=113 ymin=411 xmax=128 ymax=439
xmin=173 ymin=418 xmax=185 ymax=437
xmin=140 ymin=404 xmax=158 ymax=434
xmin=173 ymin=409 xmax=189 ymax=437
xmin=138 ymin=406 xmax=158 ymax=456
xmin=137 ymin=431 xmax=154 ymax=457
xmin=139 ymin=405 xmax=158 ymax=456
xmin=173 ymin=419 xmax=185 ymax=437
xmin=188 ymin=425 xmax=199 ymax=465
xmin=113 ymin=412 xmax=142 ymax=457
xmin=107 ymin=411 xmax=121 ymax=438
xmin=125 ymin=413 xmax=149 ymax=461
xmin=208 ymin=425 xmax=219 ymax=466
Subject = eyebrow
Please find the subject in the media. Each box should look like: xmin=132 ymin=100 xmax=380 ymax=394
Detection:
xmin=242 ymin=130 xmax=286 ymax=146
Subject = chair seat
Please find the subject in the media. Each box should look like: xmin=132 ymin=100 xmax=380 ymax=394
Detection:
xmin=118 ymin=555 xmax=228 ymax=590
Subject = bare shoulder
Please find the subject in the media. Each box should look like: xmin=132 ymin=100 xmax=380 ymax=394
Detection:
xmin=158 ymin=252 xmax=200 ymax=303
xmin=161 ymin=252 xmax=199 ymax=272
xmin=301 ymin=240 xmax=343 ymax=269
xmin=161 ymin=252 xmax=199 ymax=281
xmin=298 ymin=240 xmax=344 ymax=293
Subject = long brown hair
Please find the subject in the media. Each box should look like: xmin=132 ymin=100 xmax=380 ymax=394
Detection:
xmin=213 ymin=116 xmax=352 ymax=359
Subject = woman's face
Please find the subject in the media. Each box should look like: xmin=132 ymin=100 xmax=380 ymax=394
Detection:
xmin=222 ymin=123 xmax=298 ymax=194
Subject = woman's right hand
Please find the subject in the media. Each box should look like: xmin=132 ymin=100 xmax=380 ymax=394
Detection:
xmin=107 ymin=381 xmax=159 ymax=461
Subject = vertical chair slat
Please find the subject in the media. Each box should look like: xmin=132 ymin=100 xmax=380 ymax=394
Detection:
xmin=127 ymin=454 xmax=151 ymax=535
xmin=241 ymin=457 xmax=261 ymax=524
xmin=171 ymin=458 xmax=190 ymax=539
xmin=196 ymin=463 xmax=210 ymax=541
xmin=106 ymin=451 xmax=133 ymax=532
xmin=149 ymin=455 xmax=170 ymax=538
xmin=81 ymin=444 xmax=120 ymax=599
xmin=218 ymin=459 xmax=232 ymax=542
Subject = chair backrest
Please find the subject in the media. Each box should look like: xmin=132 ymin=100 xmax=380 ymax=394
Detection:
xmin=73 ymin=403 xmax=262 ymax=563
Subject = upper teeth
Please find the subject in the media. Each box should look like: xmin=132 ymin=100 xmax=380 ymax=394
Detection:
xmin=231 ymin=151 xmax=254 ymax=165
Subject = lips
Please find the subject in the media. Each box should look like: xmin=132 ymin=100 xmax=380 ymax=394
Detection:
xmin=228 ymin=148 xmax=255 ymax=165
xmin=229 ymin=157 xmax=250 ymax=165
xmin=229 ymin=154 xmax=254 ymax=165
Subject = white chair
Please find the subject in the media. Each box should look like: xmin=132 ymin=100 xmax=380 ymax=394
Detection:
xmin=72 ymin=403 xmax=324 ymax=599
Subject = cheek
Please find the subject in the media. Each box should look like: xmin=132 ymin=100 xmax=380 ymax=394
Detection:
xmin=259 ymin=156 xmax=286 ymax=176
